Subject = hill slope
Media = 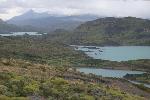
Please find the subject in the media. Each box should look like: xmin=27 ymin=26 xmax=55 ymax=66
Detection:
xmin=71 ymin=17 xmax=150 ymax=46
xmin=0 ymin=58 xmax=147 ymax=99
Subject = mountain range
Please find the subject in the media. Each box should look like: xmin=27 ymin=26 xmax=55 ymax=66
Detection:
xmin=1 ymin=12 xmax=150 ymax=46
xmin=7 ymin=10 xmax=99 ymax=31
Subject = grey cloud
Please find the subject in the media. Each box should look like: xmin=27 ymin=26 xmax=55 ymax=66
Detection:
xmin=0 ymin=8 xmax=9 ymax=13
xmin=0 ymin=0 xmax=150 ymax=20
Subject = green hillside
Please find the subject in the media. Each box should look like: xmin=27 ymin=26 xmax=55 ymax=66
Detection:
xmin=71 ymin=17 xmax=150 ymax=46
xmin=0 ymin=58 xmax=146 ymax=100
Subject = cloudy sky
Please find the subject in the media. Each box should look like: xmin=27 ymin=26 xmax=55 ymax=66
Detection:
xmin=0 ymin=0 xmax=150 ymax=20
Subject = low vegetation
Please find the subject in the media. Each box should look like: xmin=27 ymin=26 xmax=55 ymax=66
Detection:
xmin=0 ymin=58 xmax=146 ymax=100
xmin=0 ymin=36 xmax=150 ymax=72
xmin=73 ymin=17 xmax=150 ymax=46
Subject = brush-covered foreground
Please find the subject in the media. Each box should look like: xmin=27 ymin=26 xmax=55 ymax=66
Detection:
xmin=0 ymin=58 xmax=146 ymax=100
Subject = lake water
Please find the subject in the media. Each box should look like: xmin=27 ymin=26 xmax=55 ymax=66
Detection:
xmin=77 ymin=68 xmax=150 ymax=88
xmin=73 ymin=45 xmax=150 ymax=88
xmin=73 ymin=45 xmax=150 ymax=61
xmin=0 ymin=32 xmax=47 ymax=36
xmin=77 ymin=68 xmax=144 ymax=78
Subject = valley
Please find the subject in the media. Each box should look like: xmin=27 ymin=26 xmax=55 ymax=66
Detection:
xmin=0 ymin=11 xmax=150 ymax=99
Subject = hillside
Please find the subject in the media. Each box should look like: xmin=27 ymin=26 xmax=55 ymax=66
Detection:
xmin=0 ymin=58 xmax=148 ymax=100
xmin=71 ymin=17 xmax=150 ymax=46
xmin=0 ymin=35 xmax=150 ymax=72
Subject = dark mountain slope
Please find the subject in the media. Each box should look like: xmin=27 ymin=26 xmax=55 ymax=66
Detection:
xmin=0 ymin=19 xmax=22 ymax=33
xmin=0 ymin=19 xmax=41 ymax=33
xmin=71 ymin=17 xmax=150 ymax=46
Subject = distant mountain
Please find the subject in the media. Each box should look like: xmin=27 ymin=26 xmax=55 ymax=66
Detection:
xmin=0 ymin=19 xmax=21 ymax=33
xmin=0 ymin=19 xmax=40 ymax=34
xmin=8 ymin=10 xmax=51 ymax=21
xmin=7 ymin=10 xmax=99 ymax=31
xmin=58 ymin=17 xmax=150 ymax=46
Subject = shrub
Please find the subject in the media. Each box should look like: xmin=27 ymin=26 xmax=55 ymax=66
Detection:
xmin=23 ymin=82 xmax=39 ymax=95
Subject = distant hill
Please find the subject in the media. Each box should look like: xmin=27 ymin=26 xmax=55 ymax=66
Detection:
xmin=4 ymin=16 xmax=150 ymax=46
xmin=0 ymin=19 xmax=21 ymax=33
xmin=70 ymin=17 xmax=150 ymax=46
xmin=7 ymin=10 xmax=99 ymax=31
xmin=0 ymin=19 xmax=40 ymax=34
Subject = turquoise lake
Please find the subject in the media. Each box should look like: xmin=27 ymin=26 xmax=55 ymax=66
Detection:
xmin=77 ymin=68 xmax=150 ymax=88
xmin=77 ymin=68 xmax=144 ymax=78
xmin=73 ymin=45 xmax=150 ymax=87
xmin=73 ymin=46 xmax=150 ymax=61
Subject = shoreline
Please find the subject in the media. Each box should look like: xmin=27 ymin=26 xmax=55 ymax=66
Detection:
xmin=74 ymin=65 xmax=149 ymax=72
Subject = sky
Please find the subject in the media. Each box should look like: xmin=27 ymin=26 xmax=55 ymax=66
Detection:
xmin=0 ymin=0 xmax=150 ymax=20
